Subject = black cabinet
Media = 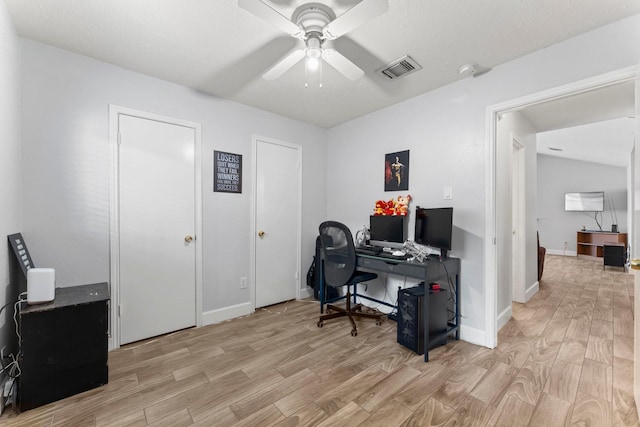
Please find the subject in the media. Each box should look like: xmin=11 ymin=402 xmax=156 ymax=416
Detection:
xmin=603 ymin=243 xmax=626 ymax=270
xmin=19 ymin=283 xmax=109 ymax=411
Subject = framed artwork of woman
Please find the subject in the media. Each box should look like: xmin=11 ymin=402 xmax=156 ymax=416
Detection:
xmin=385 ymin=150 xmax=409 ymax=191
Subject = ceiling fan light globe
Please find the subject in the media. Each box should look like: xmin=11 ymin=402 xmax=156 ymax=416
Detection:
xmin=307 ymin=56 xmax=320 ymax=71
xmin=306 ymin=46 xmax=322 ymax=70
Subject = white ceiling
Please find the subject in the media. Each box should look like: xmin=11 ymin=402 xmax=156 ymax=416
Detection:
xmin=4 ymin=0 xmax=640 ymax=129
xmin=536 ymin=117 xmax=635 ymax=167
xmin=522 ymin=80 xmax=636 ymax=167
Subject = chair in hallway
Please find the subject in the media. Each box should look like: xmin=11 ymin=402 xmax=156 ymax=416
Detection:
xmin=538 ymin=232 xmax=546 ymax=281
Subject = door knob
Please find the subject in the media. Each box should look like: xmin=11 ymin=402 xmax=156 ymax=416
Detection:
xmin=258 ymin=231 xmax=265 ymax=238
xmin=185 ymin=235 xmax=194 ymax=242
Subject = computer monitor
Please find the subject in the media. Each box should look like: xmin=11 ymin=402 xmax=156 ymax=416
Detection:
xmin=414 ymin=206 xmax=453 ymax=257
xmin=369 ymin=215 xmax=406 ymax=249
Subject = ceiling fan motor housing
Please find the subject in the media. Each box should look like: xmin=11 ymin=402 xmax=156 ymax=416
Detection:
xmin=293 ymin=3 xmax=334 ymax=36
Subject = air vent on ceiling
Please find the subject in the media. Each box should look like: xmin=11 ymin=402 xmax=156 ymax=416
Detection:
xmin=377 ymin=55 xmax=422 ymax=80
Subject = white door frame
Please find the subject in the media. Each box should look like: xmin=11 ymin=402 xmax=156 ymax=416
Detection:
xmin=250 ymin=135 xmax=302 ymax=311
xmin=511 ymin=137 xmax=526 ymax=303
xmin=108 ymin=105 xmax=203 ymax=350
xmin=485 ymin=65 xmax=640 ymax=348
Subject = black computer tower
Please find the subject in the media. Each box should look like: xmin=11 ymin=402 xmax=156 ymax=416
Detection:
xmin=397 ymin=284 xmax=448 ymax=355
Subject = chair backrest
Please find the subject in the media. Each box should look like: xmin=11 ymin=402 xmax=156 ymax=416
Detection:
xmin=318 ymin=221 xmax=356 ymax=287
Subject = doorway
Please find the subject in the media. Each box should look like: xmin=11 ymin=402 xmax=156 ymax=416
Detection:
xmin=485 ymin=65 xmax=640 ymax=348
xmin=109 ymin=106 xmax=203 ymax=349
xmin=252 ymin=136 xmax=301 ymax=309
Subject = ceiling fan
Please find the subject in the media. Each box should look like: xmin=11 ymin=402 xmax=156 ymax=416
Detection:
xmin=238 ymin=0 xmax=389 ymax=81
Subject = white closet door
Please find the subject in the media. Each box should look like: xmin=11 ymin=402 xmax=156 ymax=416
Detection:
xmin=118 ymin=114 xmax=196 ymax=344
xmin=255 ymin=138 xmax=300 ymax=308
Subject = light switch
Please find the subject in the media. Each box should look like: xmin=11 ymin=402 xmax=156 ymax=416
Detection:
xmin=444 ymin=186 xmax=453 ymax=200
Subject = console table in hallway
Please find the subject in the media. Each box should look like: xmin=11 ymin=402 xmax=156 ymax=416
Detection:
xmin=576 ymin=230 xmax=627 ymax=258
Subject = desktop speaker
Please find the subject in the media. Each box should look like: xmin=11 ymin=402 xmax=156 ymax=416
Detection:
xmin=27 ymin=268 xmax=55 ymax=305
xmin=397 ymin=284 xmax=448 ymax=355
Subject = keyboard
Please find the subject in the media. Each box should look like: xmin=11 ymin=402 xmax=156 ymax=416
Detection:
xmin=376 ymin=251 xmax=411 ymax=260
xmin=355 ymin=246 xmax=383 ymax=256
xmin=356 ymin=247 xmax=410 ymax=260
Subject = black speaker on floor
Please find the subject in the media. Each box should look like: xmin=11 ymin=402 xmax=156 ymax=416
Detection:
xmin=397 ymin=284 xmax=448 ymax=355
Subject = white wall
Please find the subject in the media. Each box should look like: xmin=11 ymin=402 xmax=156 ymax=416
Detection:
xmin=326 ymin=14 xmax=640 ymax=345
xmin=18 ymin=39 xmax=327 ymax=317
xmin=0 ymin=2 xmax=21 ymax=347
xmin=325 ymin=74 xmax=492 ymax=342
xmin=538 ymin=154 xmax=628 ymax=254
xmin=497 ymin=111 xmax=537 ymax=311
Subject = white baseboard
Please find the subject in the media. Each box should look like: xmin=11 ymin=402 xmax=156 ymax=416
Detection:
xmin=300 ymin=286 xmax=313 ymax=300
xmin=546 ymin=249 xmax=576 ymax=256
xmin=459 ymin=324 xmax=486 ymax=347
xmin=525 ymin=281 xmax=540 ymax=302
xmin=202 ymin=289 xmax=316 ymax=327
xmin=497 ymin=305 xmax=512 ymax=332
xmin=202 ymin=302 xmax=252 ymax=326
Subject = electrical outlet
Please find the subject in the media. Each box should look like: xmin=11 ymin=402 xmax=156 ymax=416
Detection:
xmin=240 ymin=277 xmax=247 ymax=289
xmin=3 ymin=378 xmax=13 ymax=397
xmin=1 ymin=377 xmax=15 ymax=416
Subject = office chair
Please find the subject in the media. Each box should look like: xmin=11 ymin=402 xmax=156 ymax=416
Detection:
xmin=316 ymin=221 xmax=384 ymax=336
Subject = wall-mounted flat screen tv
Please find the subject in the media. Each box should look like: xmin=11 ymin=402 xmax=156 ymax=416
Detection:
xmin=564 ymin=192 xmax=604 ymax=212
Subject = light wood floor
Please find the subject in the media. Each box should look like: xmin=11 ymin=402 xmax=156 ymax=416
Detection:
xmin=1 ymin=254 xmax=638 ymax=426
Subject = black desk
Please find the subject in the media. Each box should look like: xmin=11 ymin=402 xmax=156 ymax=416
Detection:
xmin=356 ymin=253 xmax=460 ymax=362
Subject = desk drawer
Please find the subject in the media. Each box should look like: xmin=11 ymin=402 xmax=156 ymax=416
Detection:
xmin=358 ymin=257 xmax=426 ymax=279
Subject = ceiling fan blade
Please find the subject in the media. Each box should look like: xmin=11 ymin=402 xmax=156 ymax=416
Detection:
xmin=263 ymin=49 xmax=305 ymax=80
xmin=322 ymin=0 xmax=388 ymax=40
xmin=238 ymin=0 xmax=305 ymax=39
xmin=322 ymin=49 xmax=364 ymax=81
